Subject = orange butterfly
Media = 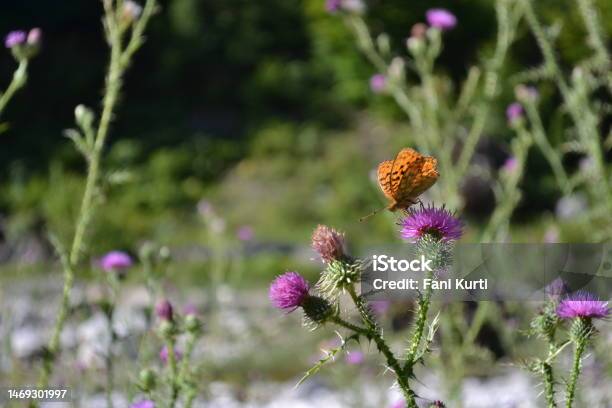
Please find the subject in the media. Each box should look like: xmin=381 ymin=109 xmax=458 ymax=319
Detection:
xmin=361 ymin=148 xmax=439 ymax=221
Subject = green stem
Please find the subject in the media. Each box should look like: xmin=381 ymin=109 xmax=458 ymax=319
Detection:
xmin=464 ymin=301 xmax=490 ymax=347
xmin=542 ymin=361 xmax=556 ymax=408
xmin=576 ymin=0 xmax=609 ymax=66
xmin=523 ymin=102 xmax=569 ymax=194
xmin=166 ymin=337 xmax=180 ymax=408
xmin=36 ymin=0 xmax=157 ymax=393
xmin=344 ymin=287 xmax=415 ymax=406
xmin=483 ymin=124 xmax=533 ymax=240
xmin=456 ymin=0 xmax=517 ymax=178
xmin=522 ymin=0 xmax=610 ymax=203
xmin=345 ymin=15 xmax=426 ymax=151
xmin=405 ymin=277 xmax=433 ymax=368
xmin=545 ymin=340 xmax=571 ymax=364
xmin=331 ymin=315 xmax=368 ymax=336
xmin=565 ymin=337 xmax=587 ymax=408
xmin=541 ymin=327 xmax=559 ymax=408
xmin=178 ymin=331 xmax=198 ymax=383
xmin=0 ymin=59 xmax=28 ymax=118
xmin=105 ymin=305 xmax=116 ymax=408
xmin=184 ymin=389 xmax=197 ymax=408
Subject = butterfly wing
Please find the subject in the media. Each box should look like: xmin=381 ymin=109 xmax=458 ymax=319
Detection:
xmin=377 ymin=160 xmax=395 ymax=201
xmin=392 ymin=148 xmax=439 ymax=207
xmin=403 ymin=156 xmax=439 ymax=197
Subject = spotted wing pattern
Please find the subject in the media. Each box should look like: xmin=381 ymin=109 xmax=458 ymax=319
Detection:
xmin=376 ymin=160 xmax=394 ymax=201
xmin=376 ymin=148 xmax=439 ymax=210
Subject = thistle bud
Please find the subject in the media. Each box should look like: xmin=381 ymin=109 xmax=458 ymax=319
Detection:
xmin=159 ymin=246 xmax=171 ymax=262
xmin=75 ymin=104 xmax=95 ymax=131
xmin=27 ymin=28 xmax=42 ymax=47
xmin=569 ymin=317 xmax=593 ymax=344
xmin=406 ymin=37 xmax=424 ymax=56
xmin=155 ymin=299 xmax=174 ymax=321
xmin=158 ymin=320 xmax=175 ymax=339
xmin=185 ymin=314 xmax=201 ymax=334
xmin=388 ymin=57 xmax=405 ymax=83
xmin=312 ymin=225 xmax=346 ymax=264
xmin=122 ymin=1 xmax=143 ymax=23
xmin=302 ymin=295 xmax=334 ymax=326
xmin=316 ymin=259 xmax=363 ymax=299
xmin=138 ymin=368 xmax=156 ymax=392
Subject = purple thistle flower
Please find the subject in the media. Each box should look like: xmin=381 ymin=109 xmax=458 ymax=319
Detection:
xmin=369 ymin=300 xmax=390 ymax=315
xmin=345 ymin=350 xmax=365 ymax=365
xmin=159 ymin=345 xmax=183 ymax=364
xmin=506 ymin=102 xmax=524 ymax=123
xmin=237 ymin=225 xmax=254 ymax=241
xmin=545 ymin=278 xmax=569 ymax=299
xmin=312 ymin=224 xmax=346 ymax=263
xmin=390 ymin=401 xmax=406 ymax=408
xmin=400 ymin=205 xmax=463 ymax=242
xmin=5 ymin=30 xmax=26 ymax=48
xmin=269 ymin=271 xmax=310 ymax=312
xmin=182 ymin=303 xmax=199 ymax=316
xmin=155 ymin=299 xmax=174 ymax=321
xmin=325 ymin=0 xmax=342 ymax=13
xmin=130 ymin=401 xmax=155 ymax=408
xmin=502 ymin=156 xmax=518 ymax=173
xmin=99 ymin=251 xmax=133 ymax=273
xmin=556 ymin=291 xmax=609 ymax=319
xmin=426 ymin=9 xmax=457 ymax=31
xmin=370 ymin=74 xmax=387 ymax=93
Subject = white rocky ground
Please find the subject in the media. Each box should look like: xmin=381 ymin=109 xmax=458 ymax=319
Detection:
xmin=2 ymin=277 xmax=611 ymax=407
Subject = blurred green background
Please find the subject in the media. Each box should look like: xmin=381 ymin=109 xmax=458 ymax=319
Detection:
xmin=1 ymin=0 xmax=611 ymax=259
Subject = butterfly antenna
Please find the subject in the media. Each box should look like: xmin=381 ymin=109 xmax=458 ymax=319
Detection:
xmin=359 ymin=206 xmax=386 ymax=222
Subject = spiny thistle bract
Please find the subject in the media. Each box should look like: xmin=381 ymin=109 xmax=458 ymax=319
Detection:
xmin=316 ymin=258 xmax=364 ymax=299
xmin=301 ymin=295 xmax=336 ymax=328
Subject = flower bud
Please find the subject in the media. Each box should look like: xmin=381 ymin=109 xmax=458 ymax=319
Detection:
xmin=75 ymin=104 xmax=95 ymax=131
xmin=569 ymin=316 xmax=593 ymax=344
xmin=185 ymin=314 xmax=201 ymax=334
xmin=312 ymin=225 xmax=346 ymax=264
xmin=514 ymin=84 xmax=538 ymax=102
xmin=158 ymin=320 xmax=175 ymax=339
xmin=155 ymin=299 xmax=174 ymax=321
xmin=27 ymin=28 xmax=42 ymax=46
xmin=388 ymin=57 xmax=405 ymax=83
xmin=302 ymin=295 xmax=334 ymax=326
xmin=139 ymin=241 xmax=157 ymax=262
xmin=376 ymin=33 xmax=391 ymax=56
xmin=122 ymin=1 xmax=143 ymax=23
xmin=316 ymin=259 xmax=363 ymax=299
xmin=406 ymin=37 xmax=424 ymax=56
xmin=138 ymin=368 xmax=156 ymax=392
xmin=159 ymin=246 xmax=171 ymax=261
